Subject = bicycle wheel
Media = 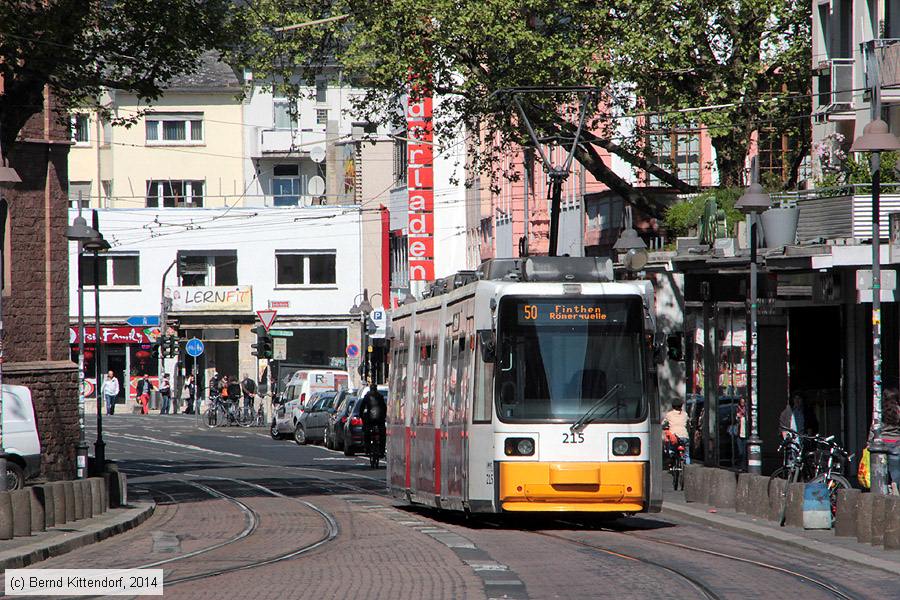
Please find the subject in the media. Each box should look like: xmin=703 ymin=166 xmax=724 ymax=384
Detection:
xmin=671 ymin=466 xmax=681 ymax=491
xmin=237 ymin=405 xmax=253 ymax=428
xmin=810 ymin=473 xmax=851 ymax=517
xmin=205 ymin=406 xmax=219 ymax=428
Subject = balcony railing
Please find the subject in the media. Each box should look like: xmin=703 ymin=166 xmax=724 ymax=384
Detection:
xmin=815 ymin=58 xmax=854 ymax=111
xmin=250 ymin=128 xmax=327 ymax=157
xmin=871 ymin=39 xmax=900 ymax=88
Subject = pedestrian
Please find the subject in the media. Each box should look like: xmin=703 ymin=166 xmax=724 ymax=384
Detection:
xmin=241 ymin=373 xmax=257 ymax=411
xmin=182 ymin=375 xmax=196 ymax=415
xmin=730 ymin=397 xmax=748 ymax=462
xmin=882 ymin=388 xmax=900 ymax=493
xmin=159 ymin=374 xmax=172 ymax=415
xmin=136 ymin=374 xmax=153 ymax=415
xmin=102 ymin=370 xmax=120 ymax=416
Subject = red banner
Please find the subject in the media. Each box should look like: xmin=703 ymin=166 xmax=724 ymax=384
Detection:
xmin=407 ymin=92 xmax=434 ymax=281
xmin=70 ymin=326 xmax=159 ymax=345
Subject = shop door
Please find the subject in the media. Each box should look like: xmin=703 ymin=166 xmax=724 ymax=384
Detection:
xmin=104 ymin=348 xmax=127 ymax=403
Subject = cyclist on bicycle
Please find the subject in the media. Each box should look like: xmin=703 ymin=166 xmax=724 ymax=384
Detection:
xmin=358 ymin=381 xmax=386 ymax=459
xmin=663 ymin=398 xmax=690 ymax=464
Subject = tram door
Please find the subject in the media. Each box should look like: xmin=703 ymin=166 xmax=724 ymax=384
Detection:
xmin=413 ymin=335 xmax=438 ymax=497
xmin=388 ymin=339 xmax=409 ymax=490
xmin=441 ymin=317 xmax=472 ymax=505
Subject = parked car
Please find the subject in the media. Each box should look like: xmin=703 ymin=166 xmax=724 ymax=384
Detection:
xmin=291 ymin=391 xmax=337 ymax=445
xmin=2 ymin=385 xmax=41 ymax=489
xmin=324 ymin=391 xmax=357 ymax=452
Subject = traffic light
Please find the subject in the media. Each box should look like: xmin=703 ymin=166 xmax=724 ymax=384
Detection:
xmin=251 ymin=326 xmax=273 ymax=359
xmin=166 ymin=335 xmax=178 ymax=358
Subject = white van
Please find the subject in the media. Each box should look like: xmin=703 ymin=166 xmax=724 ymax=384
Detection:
xmin=2 ymin=385 xmax=41 ymax=489
xmin=271 ymin=370 xmax=349 ymax=439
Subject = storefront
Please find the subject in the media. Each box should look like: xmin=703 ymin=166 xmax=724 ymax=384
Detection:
xmin=69 ymin=325 xmax=161 ymax=406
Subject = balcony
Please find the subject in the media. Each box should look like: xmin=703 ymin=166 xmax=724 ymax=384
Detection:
xmin=249 ymin=128 xmax=327 ymax=158
xmin=773 ymin=184 xmax=900 ymax=242
xmin=872 ymin=39 xmax=900 ymax=102
xmin=814 ymin=59 xmax=854 ymax=120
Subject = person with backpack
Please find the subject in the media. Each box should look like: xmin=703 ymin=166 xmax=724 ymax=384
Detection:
xmin=358 ymin=381 xmax=387 ymax=463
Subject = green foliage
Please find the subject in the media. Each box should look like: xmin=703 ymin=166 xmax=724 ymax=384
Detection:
xmin=844 ymin=151 xmax=900 ymax=185
xmin=0 ymin=1 xmax=238 ymax=151
xmin=664 ymin=188 xmax=745 ymax=238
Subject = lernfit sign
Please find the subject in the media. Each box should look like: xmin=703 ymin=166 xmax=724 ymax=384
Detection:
xmin=407 ymin=94 xmax=435 ymax=281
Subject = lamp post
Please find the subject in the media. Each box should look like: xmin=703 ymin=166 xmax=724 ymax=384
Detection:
xmin=0 ymin=143 xmax=20 ymax=491
xmin=84 ymin=210 xmax=110 ymax=472
xmin=65 ymin=198 xmax=100 ymax=479
xmin=851 ymin=119 xmax=900 ymax=495
xmin=736 ymin=180 xmax=772 ymax=475
xmin=349 ymin=290 xmax=380 ymax=383
xmin=613 ymin=206 xmax=649 ymax=274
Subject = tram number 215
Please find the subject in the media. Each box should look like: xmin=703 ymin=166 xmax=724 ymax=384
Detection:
xmin=563 ymin=432 xmax=585 ymax=444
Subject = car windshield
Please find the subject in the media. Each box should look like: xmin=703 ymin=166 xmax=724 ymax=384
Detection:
xmin=495 ymin=296 xmax=647 ymax=422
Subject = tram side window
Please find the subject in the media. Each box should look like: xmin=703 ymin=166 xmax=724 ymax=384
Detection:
xmin=473 ymin=342 xmax=493 ymax=423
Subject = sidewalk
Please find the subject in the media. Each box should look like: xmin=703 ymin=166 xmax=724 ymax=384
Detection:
xmin=662 ymin=489 xmax=900 ymax=575
xmin=0 ymin=501 xmax=154 ymax=569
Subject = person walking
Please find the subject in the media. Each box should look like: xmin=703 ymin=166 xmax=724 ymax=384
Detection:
xmin=102 ymin=370 xmax=120 ymax=416
xmin=182 ymin=375 xmax=196 ymax=415
xmin=136 ymin=374 xmax=153 ymax=415
xmin=159 ymin=374 xmax=172 ymax=415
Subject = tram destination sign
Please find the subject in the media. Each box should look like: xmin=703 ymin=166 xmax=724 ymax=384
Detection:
xmin=515 ymin=300 xmax=632 ymax=326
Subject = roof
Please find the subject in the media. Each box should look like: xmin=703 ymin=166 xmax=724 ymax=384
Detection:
xmin=164 ymin=52 xmax=242 ymax=92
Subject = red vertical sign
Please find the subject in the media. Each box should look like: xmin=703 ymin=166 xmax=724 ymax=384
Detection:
xmin=408 ymin=94 xmax=435 ymax=281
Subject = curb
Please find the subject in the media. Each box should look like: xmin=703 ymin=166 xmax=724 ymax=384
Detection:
xmin=662 ymin=501 xmax=900 ymax=577
xmin=0 ymin=501 xmax=155 ymax=570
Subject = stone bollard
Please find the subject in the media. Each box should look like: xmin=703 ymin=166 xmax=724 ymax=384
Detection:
xmin=103 ymin=473 xmax=119 ymax=509
xmin=784 ymin=482 xmax=805 ymax=528
xmin=11 ymin=490 xmax=32 ymax=537
xmin=706 ymin=469 xmax=738 ymax=509
xmin=683 ymin=464 xmax=706 ymax=503
xmin=857 ymin=492 xmax=875 ymax=544
xmin=870 ymin=494 xmax=888 ymax=546
xmin=748 ymin=474 xmax=770 ymax=519
xmin=43 ymin=484 xmax=56 ymax=528
xmin=51 ymin=482 xmax=66 ymax=526
xmin=72 ymin=480 xmax=85 ymax=520
xmin=834 ymin=488 xmax=861 ymax=537
xmin=767 ymin=477 xmax=787 ymax=522
xmin=0 ymin=491 xmax=13 ymax=540
xmin=63 ymin=481 xmax=76 ymax=523
xmin=119 ymin=473 xmax=128 ymax=507
xmin=28 ymin=486 xmax=46 ymax=533
xmin=90 ymin=478 xmax=104 ymax=514
xmin=735 ymin=473 xmax=753 ymax=514
xmin=884 ymin=496 xmax=900 ymax=550
xmin=81 ymin=481 xmax=94 ymax=520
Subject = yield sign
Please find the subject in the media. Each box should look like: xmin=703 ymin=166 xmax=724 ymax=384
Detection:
xmin=257 ymin=309 xmax=277 ymax=332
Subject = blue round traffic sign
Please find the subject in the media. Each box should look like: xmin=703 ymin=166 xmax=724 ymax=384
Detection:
xmin=186 ymin=337 xmax=205 ymax=357
xmin=346 ymin=344 xmax=360 ymax=358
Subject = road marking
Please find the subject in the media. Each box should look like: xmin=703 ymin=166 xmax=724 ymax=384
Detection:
xmin=108 ymin=432 xmax=242 ymax=458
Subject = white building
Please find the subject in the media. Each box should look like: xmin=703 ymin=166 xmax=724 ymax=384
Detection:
xmin=69 ymin=206 xmax=366 ymax=408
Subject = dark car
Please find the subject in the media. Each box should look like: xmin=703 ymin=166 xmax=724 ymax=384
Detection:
xmin=324 ymin=391 xmax=357 ymax=451
xmin=292 ymin=391 xmax=338 ymax=445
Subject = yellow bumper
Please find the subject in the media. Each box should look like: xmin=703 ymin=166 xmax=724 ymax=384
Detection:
xmin=499 ymin=461 xmax=645 ymax=512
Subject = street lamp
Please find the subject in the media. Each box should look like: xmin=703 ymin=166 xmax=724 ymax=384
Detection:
xmin=83 ymin=210 xmax=110 ymax=473
xmin=736 ymin=179 xmax=771 ymax=476
xmin=0 ymin=146 xmax=20 ymax=492
xmin=66 ymin=200 xmax=100 ymax=479
xmin=851 ymin=118 xmax=900 ymax=495
xmin=613 ymin=206 xmax=649 ymax=273
xmin=348 ymin=290 xmax=381 ymax=383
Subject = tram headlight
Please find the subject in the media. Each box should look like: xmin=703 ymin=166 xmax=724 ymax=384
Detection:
xmin=505 ymin=437 xmax=535 ymax=456
xmin=612 ymin=437 xmax=641 ymax=456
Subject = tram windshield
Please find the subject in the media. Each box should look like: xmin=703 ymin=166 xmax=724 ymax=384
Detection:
xmin=495 ymin=296 xmax=646 ymax=422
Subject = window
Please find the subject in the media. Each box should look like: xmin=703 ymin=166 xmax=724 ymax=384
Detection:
xmin=276 ymin=252 xmax=336 ymax=285
xmin=177 ymin=252 xmax=238 ymax=286
xmin=146 ymin=180 xmax=204 ymax=207
xmin=68 ymin=182 xmax=92 ymax=208
xmin=101 ymin=181 xmax=112 ymax=205
xmin=316 ymin=109 xmax=328 ymax=125
xmin=145 ymin=114 xmax=203 ymax=144
xmin=274 ymin=101 xmax=297 ymax=130
xmin=72 ymin=114 xmax=90 ymax=144
xmin=647 ymin=117 xmax=701 ymax=187
xmin=393 ymin=137 xmax=408 ymax=185
xmin=79 ymin=254 xmax=140 ymax=287
xmin=272 ymin=164 xmax=301 ymax=206
xmin=316 ymin=78 xmax=327 ymax=103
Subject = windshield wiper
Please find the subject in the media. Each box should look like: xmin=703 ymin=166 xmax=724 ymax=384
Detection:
xmin=570 ymin=384 xmax=622 ymax=433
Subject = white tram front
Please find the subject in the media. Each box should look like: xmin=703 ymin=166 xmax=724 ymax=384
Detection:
xmin=387 ymin=257 xmax=663 ymax=514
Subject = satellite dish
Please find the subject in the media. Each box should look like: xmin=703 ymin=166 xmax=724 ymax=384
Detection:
xmin=307 ymin=175 xmax=326 ymax=196
xmin=309 ymin=145 xmax=326 ymax=163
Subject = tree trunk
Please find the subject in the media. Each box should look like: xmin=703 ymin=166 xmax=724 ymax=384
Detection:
xmin=711 ymin=132 xmax=752 ymax=188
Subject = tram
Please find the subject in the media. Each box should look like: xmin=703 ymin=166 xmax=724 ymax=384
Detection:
xmin=387 ymin=256 xmax=663 ymax=514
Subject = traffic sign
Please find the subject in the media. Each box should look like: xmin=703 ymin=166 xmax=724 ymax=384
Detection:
xmin=126 ymin=315 xmax=160 ymax=327
xmin=371 ymin=308 xmax=387 ymax=339
xmin=269 ymin=329 xmax=294 ymax=337
xmin=185 ymin=337 xmax=205 ymax=357
xmin=273 ymin=337 xmax=287 ymax=360
xmin=257 ymin=309 xmax=277 ymax=332
xmin=346 ymin=344 xmax=360 ymax=358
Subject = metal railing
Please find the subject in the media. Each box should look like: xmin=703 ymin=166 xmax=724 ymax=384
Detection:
xmin=872 ymin=39 xmax=900 ymax=88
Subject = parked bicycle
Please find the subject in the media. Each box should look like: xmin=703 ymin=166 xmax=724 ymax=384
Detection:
xmin=205 ymin=395 xmax=253 ymax=428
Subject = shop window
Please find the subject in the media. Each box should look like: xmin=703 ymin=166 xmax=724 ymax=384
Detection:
xmin=276 ymin=251 xmax=336 ymax=285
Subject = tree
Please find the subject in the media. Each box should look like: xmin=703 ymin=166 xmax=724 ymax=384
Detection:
xmin=234 ymin=1 xmax=812 ymax=212
xmin=0 ymin=0 xmax=238 ymax=154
